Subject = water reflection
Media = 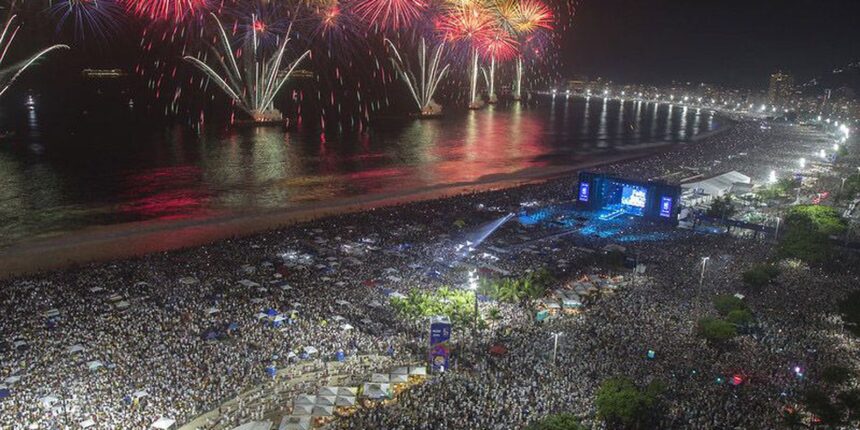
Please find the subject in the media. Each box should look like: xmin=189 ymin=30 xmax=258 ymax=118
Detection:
xmin=0 ymin=96 xmax=718 ymax=247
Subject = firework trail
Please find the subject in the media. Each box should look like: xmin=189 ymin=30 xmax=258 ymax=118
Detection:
xmin=353 ymin=0 xmax=428 ymax=32
xmin=183 ymin=13 xmax=310 ymax=121
xmin=437 ymin=3 xmax=493 ymax=108
xmin=385 ymin=37 xmax=450 ymax=115
xmin=49 ymin=0 xmax=125 ymax=43
xmin=125 ymin=0 xmax=208 ymax=23
xmin=0 ymin=14 xmax=69 ymax=98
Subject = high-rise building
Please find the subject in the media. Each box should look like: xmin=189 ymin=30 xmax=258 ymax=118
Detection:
xmin=768 ymin=71 xmax=794 ymax=106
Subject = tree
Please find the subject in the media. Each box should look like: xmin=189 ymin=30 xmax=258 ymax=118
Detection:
xmin=742 ymin=264 xmax=780 ymax=290
xmin=707 ymin=195 xmax=737 ymax=220
xmin=713 ymin=295 xmax=746 ymax=316
xmin=526 ymin=413 xmax=586 ymax=430
xmin=779 ymin=205 xmax=847 ymax=263
xmin=837 ymin=389 xmax=860 ymax=422
xmin=821 ymin=365 xmax=853 ymax=386
xmin=804 ymin=388 xmax=844 ymax=427
xmin=697 ymin=317 xmax=737 ymax=343
xmin=726 ymin=309 xmax=754 ymax=326
xmin=595 ymin=377 xmax=663 ymax=429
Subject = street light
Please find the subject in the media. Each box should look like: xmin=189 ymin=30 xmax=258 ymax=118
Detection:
xmin=799 ymin=158 xmax=806 ymax=169
xmin=468 ymin=270 xmax=479 ymax=323
xmin=550 ymin=332 xmax=562 ymax=365
xmin=699 ymin=256 xmax=710 ymax=289
xmin=769 ymin=170 xmax=777 ymax=184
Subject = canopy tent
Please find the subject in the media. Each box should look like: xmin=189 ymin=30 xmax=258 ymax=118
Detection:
xmin=340 ymin=324 xmax=354 ymax=331
xmin=361 ymin=383 xmax=392 ymax=400
xmin=337 ymin=387 xmax=358 ymax=397
xmin=231 ymin=421 xmax=272 ymax=430
xmin=318 ymin=387 xmax=339 ymax=397
xmin=409 ymin=366 xmax=427 ymax=376
xmin=4 ymin=375 xmax=21 ymax=385
xmin=315 ymin=396 xmax=336 ymax=406
xmin=67 ymin=344 xmax=86 ymax=354
xmin=238 ymin=279 xmax=261 ymax=288
xmin=302 ymin=346 xmax=318 ymax=355
xmin=391 ymin=366 xmax=409 ymax=375
xmin=335 ymin=396 xmax=356 ymax=407
xmin=294 ymin=394 xmax=316 ymax=406
xmin=311 ymin=405 xmax=334 ymax=417
xmin=43 ymin=309 xmax=60 ymax=318
xmin=389 ymin=374 xmax=408 ymax=384
xmin=370 ymin=373 xmax=389 ymax=383
xmin=388 ymin=292 xmax=407 ymax=300
xmin=206 ymin=307 xmax=220 ymax=315
xmin=80 ymin=419 xmax=96 ymax=428
xmin=151 ymin=417 xmax=176 ymax=429
xmin=279 ymin=416 xmax=311 ymax=430
xmin=86 ymin=361 xmax=104 ymax=371
xmin=132 ymin=390 xmax=149 ymax=399
xmin=39 ymin=395 xmax=59 ymax=409
xmin=335 ymin=300 xmax=350 ymax=306
xmin=292 ymin=404 xmax=313 ymax=416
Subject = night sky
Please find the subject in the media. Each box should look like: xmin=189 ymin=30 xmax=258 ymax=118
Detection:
xmin=565 ymin=0 xmax=860 ymax=88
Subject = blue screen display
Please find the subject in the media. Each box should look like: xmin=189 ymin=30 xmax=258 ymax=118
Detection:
xmin=621 ymin=185 xmax=647 ymax=208
xmin=578 ymin=182 xmax=590 ymax=202
xmin=660 ymin=196 xmax=673 ymax=217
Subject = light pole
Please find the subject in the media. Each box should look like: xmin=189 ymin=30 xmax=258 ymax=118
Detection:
xmin=698 ymin=257 xmax=710 ymax=298
xmin=550 ymin=332 xmax=562 ymax=365
xmin=468 ymin=270 xmax=479 ymax=324
xmin=774 ymin=216 xmax=781 ymax=241
xmin=841 ymin=177 xmax=847 ymax=195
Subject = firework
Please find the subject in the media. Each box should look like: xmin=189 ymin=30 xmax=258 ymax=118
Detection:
xmin=386 ymin=38 xmax=450 ymax=115
xmin=49 ymin=0 xmax=125 ymax=43
xmin=512 ymin=0 xmax=552 ymax=100
xmin=125 ymin=0 xmax=208 ymax=23
xmin=479 ymin=28 xmax=517 ymax=102
xmin=353 ymin=0 xmax=427 ymax=31
xmin=183 ymin=13 xmax=310 ymax=122
xmin=0 ymin=15 xmax=69 ymax=98
xmin=437 ymin=4 xmax=493 ymax=108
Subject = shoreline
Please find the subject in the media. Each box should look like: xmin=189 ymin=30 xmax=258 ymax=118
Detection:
xmin=0 ymin=151 xmax=660 ymax=278
xmin=0 ymin=122 xmax=734 ymax=279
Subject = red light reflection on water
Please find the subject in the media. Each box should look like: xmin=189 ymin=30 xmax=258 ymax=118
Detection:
xmin=117 ymin=166 xmax=211 ymax=221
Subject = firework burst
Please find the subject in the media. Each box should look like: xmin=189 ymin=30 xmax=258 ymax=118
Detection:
xmin=49 ymin=0 xmax=125 ymax=43
xmin=125 ymin=0 xmax=208 ymax=23
xmin=353 ymin=0 xmax=428 ymax=31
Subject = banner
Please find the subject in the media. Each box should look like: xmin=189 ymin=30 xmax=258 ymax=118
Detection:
xmin=428 ymin=316 xmax=451 ymax=373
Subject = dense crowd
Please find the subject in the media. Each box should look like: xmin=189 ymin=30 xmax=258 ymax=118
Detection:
xmin=1 ymin=119 xmax=857 ymax=430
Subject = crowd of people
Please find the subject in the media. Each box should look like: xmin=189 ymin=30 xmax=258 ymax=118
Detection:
xmin=1 ymin=119 xmax=858 ymax=430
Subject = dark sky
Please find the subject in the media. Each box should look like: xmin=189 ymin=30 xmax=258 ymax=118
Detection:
xmin=564 ymin=0 xmax=860 ymax=88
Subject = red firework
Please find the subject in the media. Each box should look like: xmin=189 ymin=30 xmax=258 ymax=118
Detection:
xmin=479 ymin=28 xmax=518 ymax=60
xmin=125 ymin=0 xmax=208 ymax=23
xmin=352 ymin=0 xmax=428 ymax=31
xmin=436 ymin=4 xmax=494 ymax=44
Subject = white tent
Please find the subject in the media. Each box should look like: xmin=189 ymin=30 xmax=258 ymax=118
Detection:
xmin=318 ymin=386 xmax=338 ymax=397
xmin=335 ymin=300 xmax=350 ymax=306
xmin=361 ymin=383 xmax=391 ymax=400
xmin=151 ymin=417 xmax=176 ymax=430
xmin=238 ymin=279 xmax=261 ymax=288
xmin=67 ymin=344 xmax=86 ymax=354
xmin=206 ymin=307 xmax=220 ymax=315
xmin=294 ymin=394 xmax=316 ymax=406
xmin=337 ymin=387 xmax=358 ymax=397
xmin=43 ymin=309 xmax=60 ymax=318
xmin=389 ymin=374 xmax=408 ymax=384
xmin=388 ymin=292 xmax=407 ymax=300
xmin=132 ymin=390 xmax=149 ymax=399
xmin=80 ymin=419 xmax=96 ymax=428
xmin=303 ymin=346 xmax=318 ymax=355
xmin=335 ymin=396 xmax=356 ymax=407
xmin=315 ymin=396 xmax=336 ymax=406
xmin=331 ymin=315 xmax=346 ymax=322
xmin=4 ymin=375 xmax=21 ymax=385
xmin=231 ymin=421 xmax=272 ymax=430
xmin=370 ymin=373 xmax=389 ymax=383
xmin=682 ymin=171 xmax=751 ymax=202
xmin=391 ymin=366 xmax=409 ymax=375
xmin=340 ymin=324 xmax=354 ymax=331
xmin=279 ymin=416 xmax=311 ymax=430
xmin=409 ymin=366 xmax=427 ymax=376
xmin=292 ymin=404 xmax=313 ymax=416
xmin=311 ymin=405 xmax=334 ymax=417
xmin=39 ymin=395 xmax=59 ymax=409
xmin=86 ymin=361 xmax=104 ymax=371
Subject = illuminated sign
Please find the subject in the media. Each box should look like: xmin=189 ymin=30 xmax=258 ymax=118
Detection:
xmin=578 ymin=182 xmax=590 ymax=202
xmin=660 ymin=196 xmax=673 ymax=217
xmin=621 ymin=185 xmax=647 ymax=208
